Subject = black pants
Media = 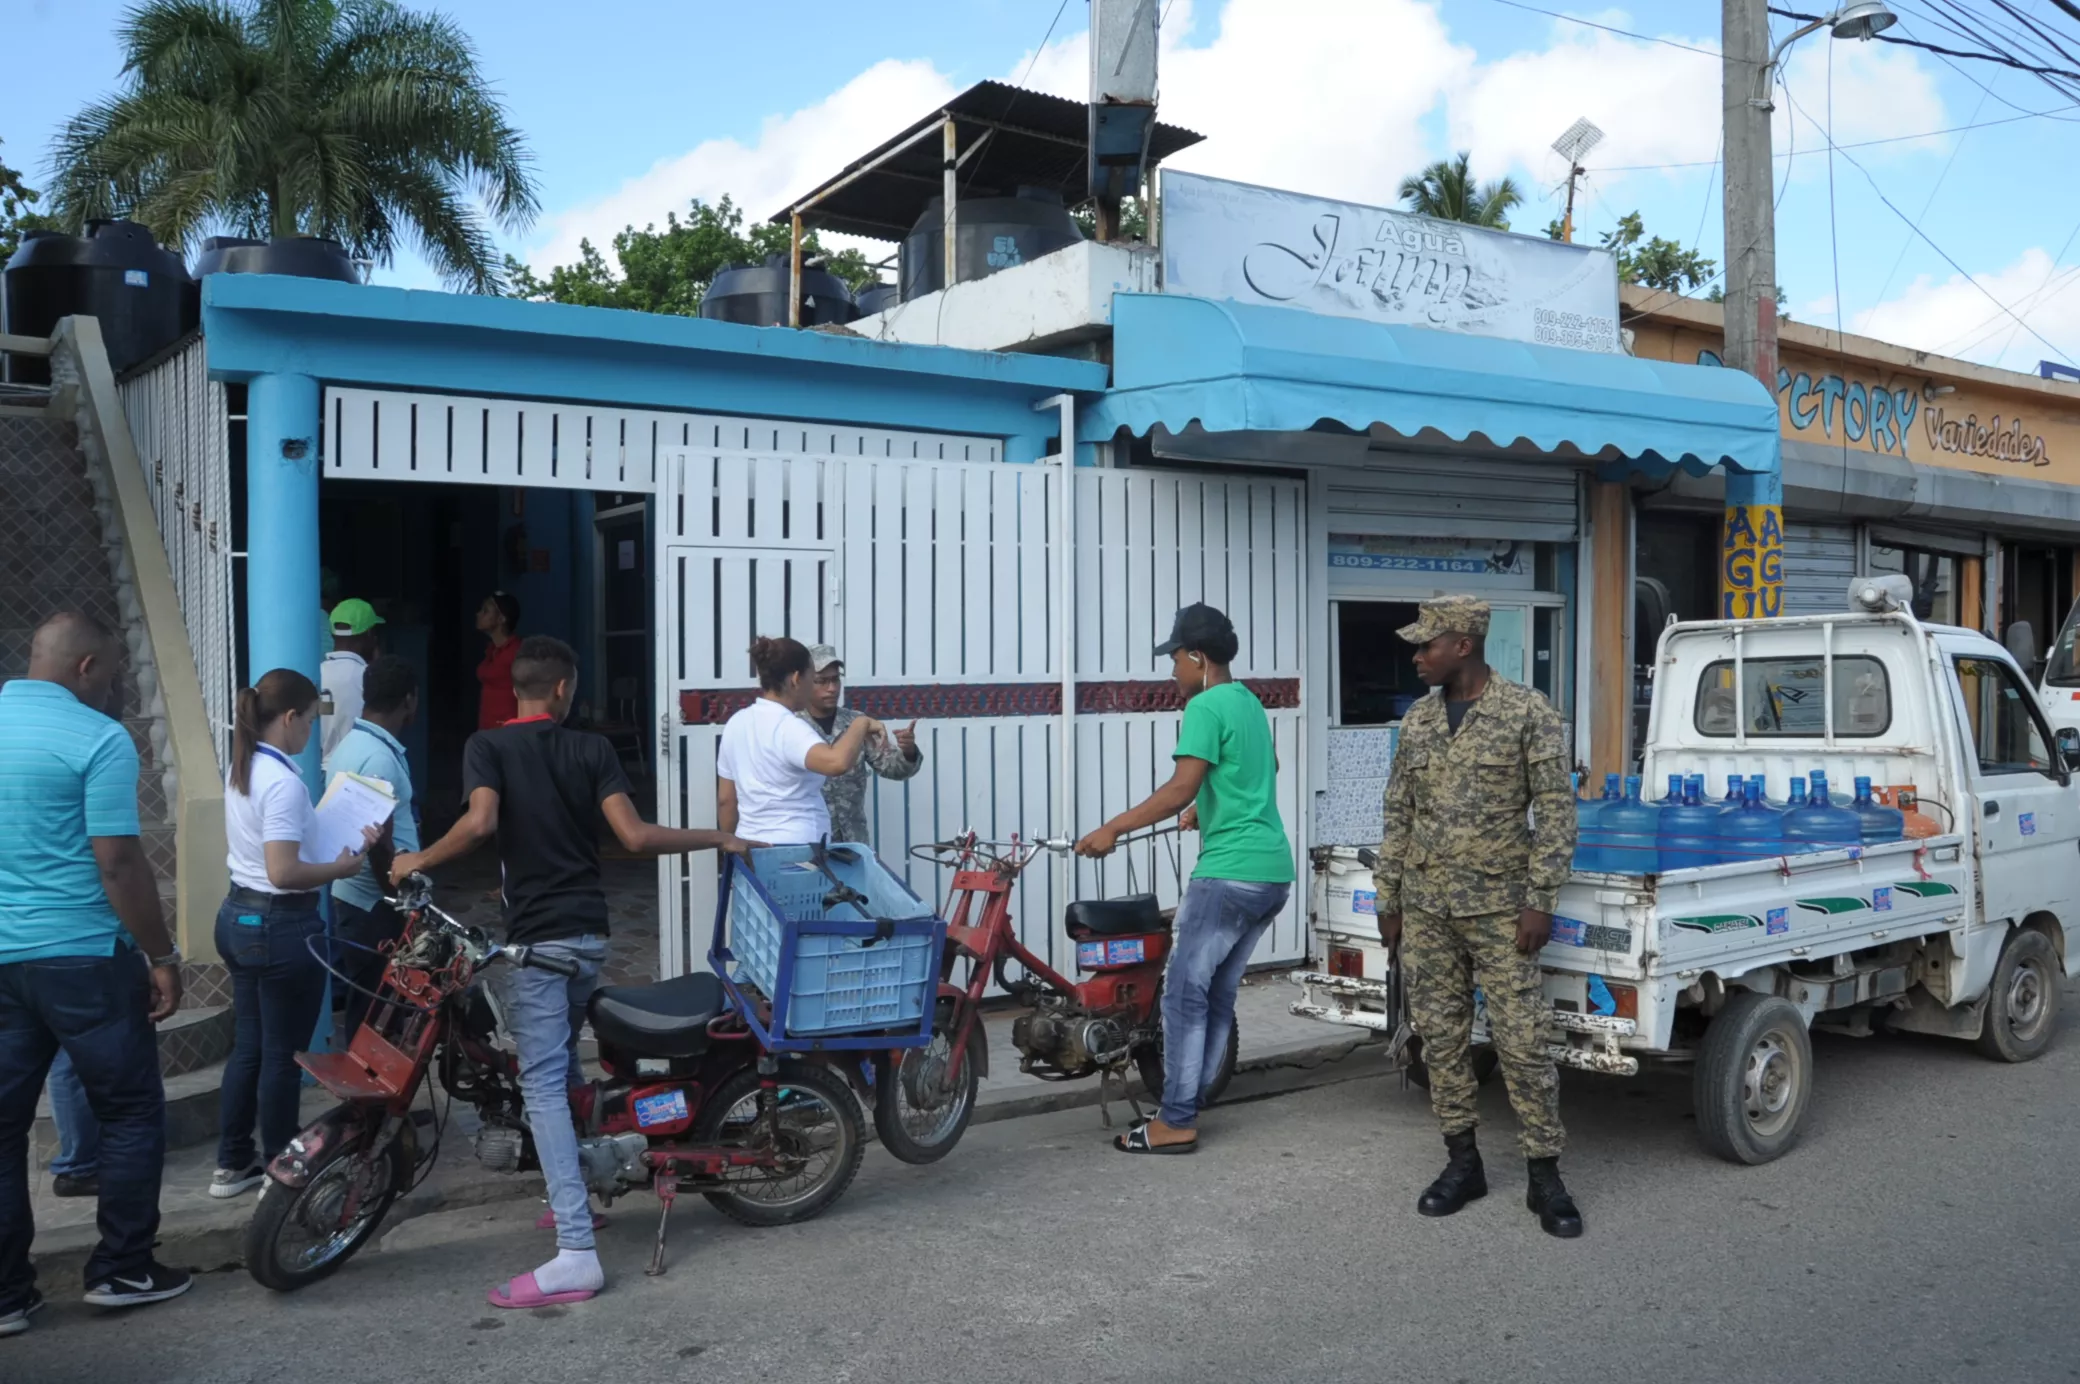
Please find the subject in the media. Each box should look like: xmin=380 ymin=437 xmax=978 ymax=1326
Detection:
xmin=0 ymin=948 xmax=165 ymax=1305
xmin=332 ymin=898 xmax=405 ymax=1038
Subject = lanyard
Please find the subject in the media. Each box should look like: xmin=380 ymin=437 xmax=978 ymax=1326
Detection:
xmin=254 ymin=743 xmax=297 ymax=771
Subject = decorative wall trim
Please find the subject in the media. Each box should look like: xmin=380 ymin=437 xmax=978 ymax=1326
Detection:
xmin=678 ymin=677 xmax=1302 ymax=725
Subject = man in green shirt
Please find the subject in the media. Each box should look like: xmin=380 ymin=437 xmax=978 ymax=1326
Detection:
xmin=1077 ymin=603 xmax=1293 ymax=1155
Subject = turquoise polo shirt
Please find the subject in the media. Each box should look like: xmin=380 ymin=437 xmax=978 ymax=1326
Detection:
xmin=325 ymin=718 xmax=418 ymax=912
xmin=0 ymin=679 xmax=141 ymax=963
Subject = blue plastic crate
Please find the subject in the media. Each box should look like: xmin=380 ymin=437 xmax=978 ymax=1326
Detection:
xmin=719 ymin=845 xmax=942 ymax=1038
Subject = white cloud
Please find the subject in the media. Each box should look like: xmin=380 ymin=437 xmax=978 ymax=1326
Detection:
xmin=1775 ymin=36 xmax=1948 ymax=171
xmin=1851 ymin=247 xmax=2080 ymax=371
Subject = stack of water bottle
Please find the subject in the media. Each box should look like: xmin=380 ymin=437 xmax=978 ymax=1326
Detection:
xmin=1571 ymin=769 xmax=1907 ymax=875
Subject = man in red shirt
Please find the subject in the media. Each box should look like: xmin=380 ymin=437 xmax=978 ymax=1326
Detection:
xmin=475 ymin=591 xmax=522 ymax=730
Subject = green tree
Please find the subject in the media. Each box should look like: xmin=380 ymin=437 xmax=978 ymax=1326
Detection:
xmin=49 ymin=0 xmax=539 ymax=293
xmin=1071 ymin=196 xmax=1149 ymax=241
xmin=506 ymin=196 xmax=876 ymax=317
xmin=0 ymin=138 xmax=57 ymax=264
xmin=1593 ymin=211 xmax=1718 ymax=294
xmin=1397 ymin=152 xmax=1522 ymax=230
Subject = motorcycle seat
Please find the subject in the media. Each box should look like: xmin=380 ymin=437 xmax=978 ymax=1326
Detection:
xmin=587 ymin=972 xmax=725 ymax=1059
xmin=1064 ymin=894 xmax=1166 ymax=938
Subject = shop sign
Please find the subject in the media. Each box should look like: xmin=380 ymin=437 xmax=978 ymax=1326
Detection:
xmin=1161 ymin=171 xmax=1621 ymax=352
xmin=1327 ymin=535 xmax=1529 ymax=576
xmin=1921 ymin=406 xmax=2050 ymax=468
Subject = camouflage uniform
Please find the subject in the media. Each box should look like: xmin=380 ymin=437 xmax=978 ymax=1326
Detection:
xmin=1373 ymin=596 xmax=1577 ymax=1160
xmin=801 ymin=705 xmax=924 ymax=845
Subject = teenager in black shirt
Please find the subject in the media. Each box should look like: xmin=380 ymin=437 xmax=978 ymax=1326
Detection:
xmin=392 ymin=636 xmax=756 ymax=1308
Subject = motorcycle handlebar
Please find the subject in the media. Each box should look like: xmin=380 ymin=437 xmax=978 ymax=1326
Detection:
xmin=507 ymin=945 xmax=581 ymax=978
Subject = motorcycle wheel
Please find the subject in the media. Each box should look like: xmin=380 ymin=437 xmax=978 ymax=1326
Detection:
xmin=873 ymin=1024 xmax=982 ymax=1165
xmin=244 ymin=1120 xmax=409 ymax=1292
xmin=694 ymin=1060 xmax=865 ymax=1229
xmin=1133 ymin=1018 xmax=1241 ymax=1113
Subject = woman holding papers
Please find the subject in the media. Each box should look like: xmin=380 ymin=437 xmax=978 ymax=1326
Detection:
xmin=209 ymin=668 xmax=381 ymax=1201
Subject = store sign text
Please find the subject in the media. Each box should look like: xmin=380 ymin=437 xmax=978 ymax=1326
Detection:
xmin=1701 ymin=350 xmax=1917 ymax=455
xmin=1327 ymin=535 xmax=1528 ymax=576
xmin=1922 ymin=406 xmax=2050 ymax=468
xmin=1722 ymin=504 xmax=1785 ymax=619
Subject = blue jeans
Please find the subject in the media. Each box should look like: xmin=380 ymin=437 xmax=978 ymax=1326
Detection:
xmin=505 ymin=935 xmax=606 ymax=1252
xmin=1159 ymin=878 xmax=1290 ymax=1128
xmin=0 ymin=949 xmax=167 ymax=1306
xmin=215 ymin=895 xmax=328 ymax=1170
xmin=47 ymin=1050 xmax=100 ymax=1179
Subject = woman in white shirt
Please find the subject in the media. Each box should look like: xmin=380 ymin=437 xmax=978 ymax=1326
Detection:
xmin=717 ymin=637 xmax=884 ymax=845
xmin=211 ymin=668 xmax=376 ymax=1201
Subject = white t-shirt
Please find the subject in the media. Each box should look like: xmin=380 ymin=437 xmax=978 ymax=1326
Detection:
xmin=319 ymin=651 xmax=367 ymax=759
xmin=225 ymin=745 xmax=319 ymax=893
xmin=717 ymin=699 xmax=832 ymax=845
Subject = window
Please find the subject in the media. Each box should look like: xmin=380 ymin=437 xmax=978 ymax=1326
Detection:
xmin=1692 ymin=656 xmax=1892 ymax=737
xmin=1335 ymin=601 xmax=1425 ymax=726
xmin=1953 ymin=655 xmax=2054 ymax=777
xmin=2043 ymin=587 xmax=2080 ymax=688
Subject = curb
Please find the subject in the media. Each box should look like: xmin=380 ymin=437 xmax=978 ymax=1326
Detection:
xmin=29 ymin=1031 xmax=1378 ymax=1279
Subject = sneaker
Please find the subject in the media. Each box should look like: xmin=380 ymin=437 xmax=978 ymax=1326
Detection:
xmin=51 ymin=1173 xmax=100 ymax=1199
xmin=208 ymin=1164 xmax=265 ymax=1199
xmin=83 ymin=1262 xmax=192 ymax=1309
xmin=0 ymin=1291 xmax=44 ymax=1337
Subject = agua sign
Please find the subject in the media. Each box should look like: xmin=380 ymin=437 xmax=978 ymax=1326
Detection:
xmin=1159 ymin=170 xmax=1622 ymax=352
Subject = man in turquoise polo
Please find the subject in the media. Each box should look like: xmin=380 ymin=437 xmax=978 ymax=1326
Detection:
xmin=0 ymin=613 xmax=190 ymax=1331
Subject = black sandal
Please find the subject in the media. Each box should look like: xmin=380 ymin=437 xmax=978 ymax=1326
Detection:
xmin=1114 ymin=1120 xmax=1198 ymax=1155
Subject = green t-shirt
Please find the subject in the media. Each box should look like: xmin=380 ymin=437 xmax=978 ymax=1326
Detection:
xmin=1173 ymin=681 xmax=1294 ymax=884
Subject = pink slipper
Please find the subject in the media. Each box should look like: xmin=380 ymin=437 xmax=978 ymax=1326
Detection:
xmin=535 ymin=1209 xmax=609 ymax=1232
xmin=487 ymin=1272 xmax=597 ymax=1309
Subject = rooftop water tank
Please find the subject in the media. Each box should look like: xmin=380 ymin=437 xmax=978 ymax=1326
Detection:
xmin=2 ymin=220 xmax=193 ymax=383
xmin=193 ymin=234 xmax=361 ymax=284
xmin=898 ymin=186 xmax=1081 ymax=302
xmin=699 ymin=255 xmax=857 ymax=328
xmin=855 ymin=280 xmax=899 ymax=317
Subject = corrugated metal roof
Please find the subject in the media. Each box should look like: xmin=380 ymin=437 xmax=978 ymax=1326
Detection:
xmin=772 ymin=80 xmax=1204 ymax=241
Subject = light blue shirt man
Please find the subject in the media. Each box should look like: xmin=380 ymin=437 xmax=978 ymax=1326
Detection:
xmin=324 ymin=718 xmax=418 ymax=911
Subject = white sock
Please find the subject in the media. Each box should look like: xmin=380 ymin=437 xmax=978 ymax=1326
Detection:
xmin=531 ymin=1247 xmax=604 ymax=1296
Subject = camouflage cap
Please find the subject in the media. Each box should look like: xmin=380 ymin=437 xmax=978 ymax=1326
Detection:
xmin=1397 ymin=595 xmax=1491 ymax=645
xmin=806 ymin=644 xmax=843 ymax=672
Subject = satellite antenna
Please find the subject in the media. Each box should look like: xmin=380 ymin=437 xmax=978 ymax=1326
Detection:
xmin=1550 ymin=118 xmax=1605 ymax=243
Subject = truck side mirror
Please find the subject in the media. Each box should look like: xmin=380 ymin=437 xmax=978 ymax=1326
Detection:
xmin=2058 ymin=727 xmax=2080 ymax=774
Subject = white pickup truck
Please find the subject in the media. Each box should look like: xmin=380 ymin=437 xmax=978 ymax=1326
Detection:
xmin=1291 ymin=582 xmax=2080 ymax=1164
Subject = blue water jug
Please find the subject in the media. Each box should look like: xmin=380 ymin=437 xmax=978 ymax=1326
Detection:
xmin=1718 ymin=774 xmax=1745 ymax=810
xmin=1849 ymin=775 xmax=1905 ymax=845
xmin=1597 ymin=774 xmax=1661 ymax=875
xmin=1658 ymin=774 xmax=1722 ymax=870
xmin=1747 ymin=774 xmax=1776 ymax=807
xmin=1715 ymin=777 xmax=1787 ymax=863
xmin=1783 ymin=771 xmax=1862 ymax=853
xmin=1786 ymin=776 xmax=1809 ymax=809
xmin=1574 ymin=772 xmax=1622 ymax=872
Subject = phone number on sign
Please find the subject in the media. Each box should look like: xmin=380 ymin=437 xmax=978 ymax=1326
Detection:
xmin=1327 ymin=554 xmax=1488 ymax=573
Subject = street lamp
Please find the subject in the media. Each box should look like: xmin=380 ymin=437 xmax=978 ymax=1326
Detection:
xmin=1752 ymin=2 xmax=1897 ymax=108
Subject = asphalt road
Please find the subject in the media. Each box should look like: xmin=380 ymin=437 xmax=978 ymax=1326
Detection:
xmin=13 ymin=999 xmax=2080 ymax=1384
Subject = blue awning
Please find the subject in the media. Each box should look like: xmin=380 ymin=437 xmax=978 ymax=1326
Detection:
xmin=1080 ymin=294 xmax=1781 ymax=478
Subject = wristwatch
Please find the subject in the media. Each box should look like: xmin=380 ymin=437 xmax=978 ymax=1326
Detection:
xmin=149 ymin=946 xmax=183 ymax=968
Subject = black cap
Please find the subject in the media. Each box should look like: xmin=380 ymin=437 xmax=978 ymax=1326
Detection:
xmin=1155 ymin=602 xmax=1234 ymax=657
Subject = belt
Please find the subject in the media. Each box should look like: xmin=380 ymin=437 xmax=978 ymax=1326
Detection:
xmin=228 ymin=885 xmax=320 ymax=912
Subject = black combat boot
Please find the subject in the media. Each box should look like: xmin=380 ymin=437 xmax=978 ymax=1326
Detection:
xmin=1416 ymin=1129 xmax=1487 ymax=1217
xmin=1526 ymin=1157 xmax=1583 ymax=1238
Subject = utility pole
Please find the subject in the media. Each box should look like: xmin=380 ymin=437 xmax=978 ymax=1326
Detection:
xmin=1559 ymin=163 xmax=1582 ymax=242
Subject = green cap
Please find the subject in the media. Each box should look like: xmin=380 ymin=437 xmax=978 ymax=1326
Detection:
xmin=330 ymin=598 xmax=385 ymax=637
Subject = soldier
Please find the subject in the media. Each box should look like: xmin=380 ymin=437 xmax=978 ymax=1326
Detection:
xmin=1372 ymin=595 xmax=1583 ymax=1238
xmin=802 ymin=645 xmax=923 ymax=845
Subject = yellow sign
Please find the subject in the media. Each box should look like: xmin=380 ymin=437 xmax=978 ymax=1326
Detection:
xmin=1722 ymin=504 xmax=1784 ymax=619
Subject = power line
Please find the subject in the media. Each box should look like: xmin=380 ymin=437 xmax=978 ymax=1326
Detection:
xmin=1780 ymin=82 xmax=2076 ymax=365
xmin=1862 ymin=84 xmax=1993 ymax=338
xmin=1592 ymin=103 xmax=2079 ymax=170
xmin=1481 ymin=0 xmax=1721 ymax=58
xmin=1771 ymin=4 xmax=2080 ymax=79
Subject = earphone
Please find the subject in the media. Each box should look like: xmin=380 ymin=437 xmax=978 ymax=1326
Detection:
xmin=1190 ymin=652 xmax=1204 ymax=666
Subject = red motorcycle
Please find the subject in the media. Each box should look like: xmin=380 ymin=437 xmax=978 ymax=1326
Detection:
xmin=868 ymin=832 xmax=1237 ymax=1163
xmin=244 ymin=874 xmax=866 ymax=1290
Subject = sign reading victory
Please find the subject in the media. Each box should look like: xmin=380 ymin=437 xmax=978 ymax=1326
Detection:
xmin=1159 ymin=171 xmax=1622 ymax=353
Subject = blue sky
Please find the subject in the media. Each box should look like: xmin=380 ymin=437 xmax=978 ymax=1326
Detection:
xmin=5 ymin=0 xmax=2078 ymax=371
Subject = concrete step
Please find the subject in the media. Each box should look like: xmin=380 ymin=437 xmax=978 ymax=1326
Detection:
xmin=156 ymin=1002 xmax=233 ymax=1078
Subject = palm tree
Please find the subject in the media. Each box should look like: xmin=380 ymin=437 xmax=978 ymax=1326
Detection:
xmin=49 ymin=0 xmax=539 ymax=293
xmin=1396 ymin=152 xmax=1523 ymax=231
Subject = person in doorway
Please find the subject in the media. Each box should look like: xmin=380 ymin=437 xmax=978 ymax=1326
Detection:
xmin=324 ymin=655 xmax=419 ymax=1037
xmin=716 ymin=637 xmax=886 ymax=847
xmin=802 ymin=644 xmax=922 ymax=845
xmin=320 ymin=597 xmax=385 ymax=759
xmin=1075 ymin=603 xmax=1293 ymax=1156
xmin=212 ymin=669 xmax=378 ymax=1201
xmin=0 ymin=613 xmax=189 ymax=1329
xmin=475 ymin=590 xmax=523 ymax=731
xmin=389 ymin=636 xmax=759 ymax=1310
xmin=1371 ymin=595 xmax=1582 ymax=1238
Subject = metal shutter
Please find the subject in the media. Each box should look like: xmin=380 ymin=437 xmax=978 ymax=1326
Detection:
xmin=1324 ymin=454 xmax=1579 ymax=541
xmin=1780 ymin=520 xmax=1858 ymax=617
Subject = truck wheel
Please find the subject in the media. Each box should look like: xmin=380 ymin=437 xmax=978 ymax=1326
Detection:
xmin=1976 ymin=928 xmax=2060 ymax=1063
xmin=1402 ymin=1036 xmax=1501 ymax=1092
xmin=1694 ymin=992 xmax=1812 ymax=1165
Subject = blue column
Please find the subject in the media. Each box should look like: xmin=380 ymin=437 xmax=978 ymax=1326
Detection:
xmin=246 ymin=372 xmax=324 ymax=792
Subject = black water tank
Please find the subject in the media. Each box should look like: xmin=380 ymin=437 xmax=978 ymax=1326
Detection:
xmin=699 ymin=255 xmax=857 ymax=328
xmin=194 ymin=234 xmax=360 ymax=283
xmin=855 ymin=281 xmax=898 ymax=317
xmin=2 ymin=220 xmax=192 ymax=383
xmin=898 ymin=187 xmax=1081 ymax=302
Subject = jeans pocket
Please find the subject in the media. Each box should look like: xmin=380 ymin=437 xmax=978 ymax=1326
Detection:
xmin=216 ymin=905 xmax=268 ymax=968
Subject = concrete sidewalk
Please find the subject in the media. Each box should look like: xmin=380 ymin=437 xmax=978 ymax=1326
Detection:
xmin=25 ymin=976 xmax=1370 ymax=1280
